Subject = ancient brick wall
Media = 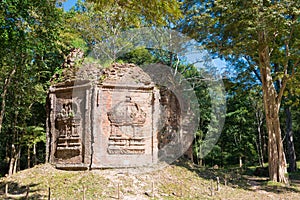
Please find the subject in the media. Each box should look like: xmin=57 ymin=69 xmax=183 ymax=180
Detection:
xmin=47 ymin=63 xmax=160 ymax=169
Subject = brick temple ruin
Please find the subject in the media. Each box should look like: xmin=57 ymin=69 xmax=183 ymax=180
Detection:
xmin=46 ymin=62 xmax=164 ymax=169
xmin=46 ymin=49 xmax=195 ymax=169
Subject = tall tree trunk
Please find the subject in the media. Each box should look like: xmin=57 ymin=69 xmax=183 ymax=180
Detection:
xmin=258 ymin=127 xmax=264 ymax=167
xmin=33 ymin=143 xmax=37 ymax=166
xmin=8 ymin=145 xmax=20 ymax=176
xmin=0 ymin=67 xmax=16 ymax=134
xmin=256 ymin=109 xmax=264 ymax=167
xmin=5 ymin=141 xmax=10 ymax=162
xmin=198 ymin=158 xmax=203 ymax=167
xmin=8 ymin=144 xmax=16 ymax=176
xmin=265 ymin=110 xmax=287 ymax=183
xmin=239 ymin=156 xmax=243 ymax=168
xmin=255 ymin=139 xmax=264 ymax=167
xmin=259 ymin=31 xmax=288 ymax=183
xmin=285 ymin=106 xmax=297 ymax=172
xmin=13 ymin=147 xmax=20 ymax=174
xmin=8 ymin=107 xmax=20 ymax=176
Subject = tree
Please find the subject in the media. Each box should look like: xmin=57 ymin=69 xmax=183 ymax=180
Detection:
xmin=17 ymin=126 xmax=46 ymax=168
xmin=88 ymin=0 xmax=183 ymax=25
xmin=181 ymin=0 xmax=300 ymax=183
xmin=62 ymin=0 xmax=184 ymax=64
xmin=0 ymin=0 xmax=64 ymax=175
xmin=291 ymin=97 xmax=300 ymax=164
xmin=284 ymin=75 xmax=300 ymax=172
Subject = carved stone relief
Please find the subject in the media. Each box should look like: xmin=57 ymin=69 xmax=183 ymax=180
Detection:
xmin=47 ymin=63 xmax=159 ymax=169
xmin=54 ymin=100 xmax=82 ymax=162
xmin=107 ymin=96 xmax=146 ymax=155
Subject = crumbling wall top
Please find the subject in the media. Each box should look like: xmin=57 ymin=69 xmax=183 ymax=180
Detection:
xmin=51 ymin=61 xmax=154 ymax=89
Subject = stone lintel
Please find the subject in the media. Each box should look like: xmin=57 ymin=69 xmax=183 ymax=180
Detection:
xmin=100 ymin=83 xmax=155 ymax=90
xmin=49 ymin=82 xmax=92 ymax=93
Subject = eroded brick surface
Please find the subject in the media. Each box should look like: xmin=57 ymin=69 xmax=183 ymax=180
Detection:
xmin=47 ymin=63 xmax=160 ymax=169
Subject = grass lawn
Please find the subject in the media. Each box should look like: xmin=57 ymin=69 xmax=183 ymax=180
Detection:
xmin=0 ymin=159 xmax=300 ymax=199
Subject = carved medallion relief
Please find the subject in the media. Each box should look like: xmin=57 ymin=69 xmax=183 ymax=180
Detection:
xmin=107 ymin=96 xmax=146 ymax=155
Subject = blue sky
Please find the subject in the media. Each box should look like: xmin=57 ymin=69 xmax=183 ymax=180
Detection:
xmin=62 ymin=0 xmax=77 ymax=11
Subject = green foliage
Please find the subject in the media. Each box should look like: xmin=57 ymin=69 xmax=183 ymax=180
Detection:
xmin=290 ymin=108 xmax=300 ymax=159
xmin=180 ymin=0 xmax=300 ymax=178
xmin=117 ymin=47 xmax=156 ymax=65
xmin=60 ymin=0 xmax=183 ymax=64
xmin=181 ymin=0 xmax=299 ymax=84
xmin=88 ymin=0 xmax=183 ymax=26
xmin=16 ymin=126 xmax=46 ymax=147
xmin=59 ymin=7 xmax=89 ymax=53
xmin=183 ymin=1 xmax=299 ymax=55
xmin=0 ymin=0 xmax=63 ymax=114
xmin=0 ymin=0 xmax=184 ymax=174
xmin=0 ymin=0 xmax=65 ymax=173
xmin=203 ymin=80 xmax=265 ymax=167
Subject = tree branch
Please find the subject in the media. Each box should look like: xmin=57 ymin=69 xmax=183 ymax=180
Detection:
xmin=245 ymin=56 xmax=262 ymax=84
xmin=277 ymin=76 xmax=288 ymax=104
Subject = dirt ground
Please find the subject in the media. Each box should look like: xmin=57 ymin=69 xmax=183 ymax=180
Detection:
xmin=0 ymin=161 xmax=300 ymax=199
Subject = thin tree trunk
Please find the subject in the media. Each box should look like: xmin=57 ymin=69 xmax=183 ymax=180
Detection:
xmin=198 ymin=158 xmax=203 ymax=167
xmin=9 ymin=145 xmax=20 ymax=176
xmin=255 ymin=139 xmax=261 ymax=166
xmin=5 ymin=141 xmax=9 ymax=161
xmin=285 ymin=106 xmax=297 ymax=172
xmin=239 ymin=156 xmax=243 ymax=168
xmin=13 ymin=147 xmax=21 ymax=174
xmin=262 ymin=128 xmax=268 ymax=163
xmin=8 ymin=106 xmax=20 ymax=176
xmin=258 ymin=128 xmax=264 ymax=167
xmin=8 ymin=144 xmax=16 ymax=176
xmin=0 ymin=67 xmax=16 ymax=134
xmin=256 ymin=110 xmax=264 ymax=167
xmin=33 ymin=143 xmax=37 ymax=166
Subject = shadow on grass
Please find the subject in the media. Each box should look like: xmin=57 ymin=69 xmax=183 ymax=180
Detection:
xmin=172 ymin=158 xmax=300 ymax=194
xmin=0 ymin=180 xmax=46 ymax=199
